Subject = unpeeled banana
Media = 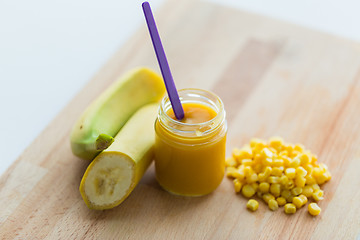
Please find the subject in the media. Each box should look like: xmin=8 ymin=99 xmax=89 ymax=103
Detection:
xmin=70 ymin=67 xmax=165 ymax=160
xmin=79 ymin=103 xmax=159 ymax=210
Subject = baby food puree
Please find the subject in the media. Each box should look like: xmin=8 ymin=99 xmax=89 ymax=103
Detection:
xmin=154 ymin=89 xmax=227 ymax=196
xmin=167 ymin=103 xmax=217 ymax=124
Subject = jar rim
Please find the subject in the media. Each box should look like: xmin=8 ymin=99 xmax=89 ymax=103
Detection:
xmin=158 ymin=88 xmax=225 ymax=137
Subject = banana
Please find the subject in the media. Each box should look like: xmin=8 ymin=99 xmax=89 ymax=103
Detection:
xmin=79 ymin=103 xmax=159 ymax=210
xmin=70 ymin=67 xmax=165 ymax=160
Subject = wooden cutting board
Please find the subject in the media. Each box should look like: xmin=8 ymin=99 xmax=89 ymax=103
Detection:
xmin=1 ymin=0 xmax=360 ymax=239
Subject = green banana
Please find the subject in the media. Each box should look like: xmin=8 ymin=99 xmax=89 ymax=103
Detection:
xmin=70 ymin=67 xmax=165 ymax=160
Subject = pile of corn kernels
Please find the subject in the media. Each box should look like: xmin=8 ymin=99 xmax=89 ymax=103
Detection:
xmin=226 ymin=137 xmax=331 ymax=216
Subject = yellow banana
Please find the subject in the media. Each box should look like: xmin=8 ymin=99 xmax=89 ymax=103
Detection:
xmin=79 ymin=103 xmax=159 ymax=210
xmin=70 ymin=67 xmax=165 ymax=160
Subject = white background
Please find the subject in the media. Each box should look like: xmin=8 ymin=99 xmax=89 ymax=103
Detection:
xmin=1 ymin=0 xmax=360 ymax=175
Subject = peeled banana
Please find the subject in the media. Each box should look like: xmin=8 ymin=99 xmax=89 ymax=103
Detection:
xmin=70 ymin=67 xmax=165 ymax=160
xmin=79 ymin=103 xmax=159 ymax=210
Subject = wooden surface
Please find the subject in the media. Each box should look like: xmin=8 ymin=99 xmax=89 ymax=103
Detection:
xmin=1 ymin=0 xmax=360 ymax=239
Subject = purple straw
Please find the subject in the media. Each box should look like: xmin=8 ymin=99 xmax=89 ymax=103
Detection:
xmin=142 ymin=1 xmax=184 ymax=120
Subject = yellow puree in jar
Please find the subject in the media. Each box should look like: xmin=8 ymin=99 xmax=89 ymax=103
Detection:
xmin=155 ymin=103 xmax=226 ymax=196
xmin=167 ymin=103 xmax=216 ymax=124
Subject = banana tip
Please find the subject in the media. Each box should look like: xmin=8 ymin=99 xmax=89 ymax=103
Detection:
xmin=96 ymin=134 xmax=114 ymax=150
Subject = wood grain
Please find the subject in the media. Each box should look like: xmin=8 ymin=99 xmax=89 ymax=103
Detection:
xmin=1 ymin=0 xmax=360 ymax=239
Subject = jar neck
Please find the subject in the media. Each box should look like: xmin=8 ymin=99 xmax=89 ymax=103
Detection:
xmin=157 ymin=88 xmax=226 ymax=138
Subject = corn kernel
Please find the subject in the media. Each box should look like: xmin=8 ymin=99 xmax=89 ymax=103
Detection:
xmin=280 ymin=175 xmax=289 ymax=185
xmin=313 ymin=167 xmax=323 ymax=178
xmin=278 ymin=149 xmax=289 ymax=157
xmin=299 ymin=153 xmax=310 ymax=165
xmin=312 ymin=184 xmax=320 ymax=191
xmin=291 ymin=151 xmax=301 ymax=158
xmin=302 ymin=185 xmax=314 ymax=198
xmin=241 ymin=159 xmax=253 ymax=166
xmin=226 ymin=167 xmax=238 ymax=178
xmin=263 ymin=166 xmax=272 ymax=177
xmin=312 ymin=189 xmax=324 ymax=201
xmin=276 ymin=197 xmax=287 ymax=206
xmin=284 ymin=203 xmax=297 ymax=214
xmin=231 ymin=170 xmax=245 ymax=181
xmin=269 ymin=136 xmax=284 ymax=149
xmin=233 ymin=179 xmax=243 ymax=193
xmin=319 ymin=163 xmax=328 ymax=171
xmin=285 ymin=144 xmax=294 ymax=154
xmin=225 ymin=157 xmax=238 ymax=167
xmin=308 ymin=203 xmax=321 ymax=216
xmin=226 ymin=166 xmax=236 ymax=172
xmin=292 ymin=197 xmax=304 ymax=208
xmin=311 ymin=155 xmax=318 ymax=164
xmin=247 ymin=173 xmax=259 ymax=183
xmin=276 ymin=197 xmax=286 ymax=206
xmin=282 ymin=156 xmax=291 ymax=167
xmin=273 ymin=158 xmax=284 ymax=167
xmin=237 ymin=169 xmax=246 ymax=181
xmin=271 ymin=167 xmax=283 ymax=177
xmin=250 ymin=138 xmax=266 ymax=149
xmin=244 ymin=166 xmax=254 ymax=178
xmin=324 ymin=171 xmax=332 ymax=181
xmin=291 ymin=187 xmax=303 ymax=196
xmin=251 ymin=182 xmax=259 ymax=192
xmin=268 ymin=147 xmax=277 ymax=154
xmin=270 ymin=183 xmax=281 ymax=197
xmin=312 ymin=163 xmax=319 ymax=168
xmin=258 ymin=173 xmax=267 ymax=182
xmin=247 ymin=199 xmax=259 ymax=212
xmin=289 ymin=157 xmax=301 ymax=168
xmin=295 ymin=176 xmax=306 ymax=188
xmin=294 ymin=144 xmax=304 ymax=152
xmin=253 ymin=164 xmax=262 ymax=174
xmin=250 ymin=138 xmax=260 ymax=148
xmin=232 ymin=148 xmax=242 ymax=159
xmin=286 ymin=194 xmax=295 ymax=203
xmin=261 ymin=148 xmax=274 ymax=159
xmin=315 ymin=172 xmax=328 ymax=185
xmin=281 ymin=189 xmax=291 ymax=199
xmin=284 ymin=179 xmax=295 ymax=190
xmin=262 ymin=158 xmax=273 ymax=166
xmin=233 ymin=148 xmax=252 ymax=160
xmin=243 ymin=145 xmax=253 ymax=152
xmin=304 ymin=164 xmax=313 ymax=172
xmin=285 ymin=168 xmax=296 ymax=179
xmin=305 ymin=175 xmax=316 ymax=185
xmin=253 ymin=145 xmax=266 ymax=155
xmin=259 ymin=182 xmax=270 ymax=193
xmin=299 ymin=194 xmax=308 ymax=205
xmin=253 ymin=154 xmax=262 ymax=163
xmin=242 ymin=184 xmax=256 ymax=198
xmin=296 ymin=166 xmax=307 ymax=177
xmin=263 ymin=193 xmax=275 ymax=204
xmin=268 ymin=176 xmax=280 ymax=184
xmin=268 ymin=199 xmax=279 ymax=211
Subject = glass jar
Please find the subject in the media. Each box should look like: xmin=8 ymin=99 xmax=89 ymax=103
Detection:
xmin=154 ymin=88 xmax=227 ymax=196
